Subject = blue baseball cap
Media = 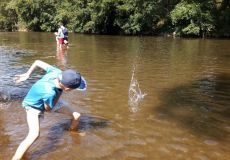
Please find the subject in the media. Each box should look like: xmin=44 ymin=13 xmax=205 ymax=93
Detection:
xmin=60 ymin=69 xmax=87 ymax=90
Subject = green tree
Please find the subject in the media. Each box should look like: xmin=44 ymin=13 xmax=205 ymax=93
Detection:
xmin=65 ymin=0 xmax=93 ymax=33
xmin=10 ymin=0 xmax=57 ymax=31
xmin=65 ymin=0 xmax=120 ymax=34
xmin=213 ymin=0 xmax=230 ymax=37
xmin=116 ymin=0 xmax=166 ymax=35
xmin=170 ymin=0 xmax=215 ymax=37
xmin=0 ymin=1 xmax=18 ymax=31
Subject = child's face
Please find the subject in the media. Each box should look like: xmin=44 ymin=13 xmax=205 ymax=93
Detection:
xmin=59 ymin=81 xmax=74 ymax=91
xmin=64 ymin=88 xmax=73 ymax=91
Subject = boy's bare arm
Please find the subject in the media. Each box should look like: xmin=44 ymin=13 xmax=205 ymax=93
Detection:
xmin=14 ymin=60 xmax=51 ymax=83
xmin=44 ymin=103 xmax=52 ymax=111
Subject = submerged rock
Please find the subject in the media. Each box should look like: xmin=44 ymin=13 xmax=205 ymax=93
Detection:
xmin=0 ymin=87 xmax=29 ymax=102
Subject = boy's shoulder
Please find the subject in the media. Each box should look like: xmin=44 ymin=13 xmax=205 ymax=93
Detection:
xmin=45 ymin=65 xmax=62 ymax=74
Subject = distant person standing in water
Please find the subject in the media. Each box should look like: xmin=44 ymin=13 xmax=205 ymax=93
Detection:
xmin=62 ymin=24 xmax=69 ymax=46
xmin=55 ymin=22 xmax=69 ymax=48
xmin=12 ymin=60 xmax=87 ymax=160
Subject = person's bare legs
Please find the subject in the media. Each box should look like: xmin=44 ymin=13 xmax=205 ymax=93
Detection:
xmin=12 ymin=108 xmax=40 ymax=160
xmin=55 ymin=106 xmax=81 ymax=131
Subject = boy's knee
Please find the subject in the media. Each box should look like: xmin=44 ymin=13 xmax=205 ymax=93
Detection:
xmin=28 ymin=131 xmax=40 ymax=140
xmin=73 ymin=112 xmax=81 ymax=120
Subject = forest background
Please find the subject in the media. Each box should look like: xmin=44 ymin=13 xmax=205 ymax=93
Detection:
xmin=0 ymin=0 xmax=229 ymax=37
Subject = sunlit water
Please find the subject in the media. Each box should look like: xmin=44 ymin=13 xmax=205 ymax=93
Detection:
xmin=0 ymin=32 xmax=229 ymax=160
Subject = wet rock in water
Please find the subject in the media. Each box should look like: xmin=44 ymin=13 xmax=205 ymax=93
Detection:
xmin=169 ymin=143 xmax=188 ymax=153
xmin=204 ymin=140 xmax=218 ymax=146
xmin=15 ymin=51 xmax=26 ymax=55
xmin=14 ymin=51 xmax=32 ymax=58
xmin=0 ymin=87 xmax=28 ymax=102
xmin=123 ymin=151 xmax=146 ymax=159
xmin=195 ymin=155 xmax=210 ymax=160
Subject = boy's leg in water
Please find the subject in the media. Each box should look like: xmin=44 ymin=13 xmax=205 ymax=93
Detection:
xmin=53 ymin=101 xmax=81 ymax=131
xmin=12 ymin=107 xmax=41 ymax=160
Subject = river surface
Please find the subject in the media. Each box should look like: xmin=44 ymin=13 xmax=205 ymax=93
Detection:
xmin=0 ymin=32 xmax=229 ymax=160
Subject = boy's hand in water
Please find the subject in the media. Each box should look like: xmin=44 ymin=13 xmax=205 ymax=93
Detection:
xmin=14 ymin=73 xmax=30 ymax=83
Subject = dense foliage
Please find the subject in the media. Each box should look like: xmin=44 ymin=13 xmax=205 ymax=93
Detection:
xmin=0 ymin=0 xmax=229 ymax=37
xmin=170 ymin=1 xmax=215 ymax=37
xmin=0 ymin=1 xmax=18 ymax=31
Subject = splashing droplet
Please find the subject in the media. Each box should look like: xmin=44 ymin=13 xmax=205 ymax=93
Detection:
xmin=128 ymin=66 xmax=146 ymax=112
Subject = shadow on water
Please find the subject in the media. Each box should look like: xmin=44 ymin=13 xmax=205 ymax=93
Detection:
xmin=155 ymin=73 xmax=230 ymax=141
xmin=28 ymin=121 xmax=67 ymax=159
xmin=78 ymin=114 xmax=111 ymax=130
xmin=28 ymin=115 xmax=110 ymax=159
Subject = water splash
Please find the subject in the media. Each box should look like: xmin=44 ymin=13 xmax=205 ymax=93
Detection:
xmin=128 ymin=66 xmax=147 ymax=112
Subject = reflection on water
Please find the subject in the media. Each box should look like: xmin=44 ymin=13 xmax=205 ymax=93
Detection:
xmin=0 ymin=32 xmax=229 ymax=160
xmin=56 ymin=45 xmax=68 ymax=69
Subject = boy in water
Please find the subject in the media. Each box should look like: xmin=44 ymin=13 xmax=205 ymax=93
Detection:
xmin=12 ymin=60 xmax=87 ymax=160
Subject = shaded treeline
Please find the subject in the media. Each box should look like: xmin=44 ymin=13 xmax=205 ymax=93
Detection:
xmin=0 ymin=0 xmax=229 ymax=37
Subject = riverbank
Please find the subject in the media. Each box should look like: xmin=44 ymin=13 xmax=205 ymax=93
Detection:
xmin=0 ymin=0 xmax=229 ymax=38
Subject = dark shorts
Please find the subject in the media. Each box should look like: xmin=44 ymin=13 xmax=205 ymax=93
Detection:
xmin=64 ymin=37 xmax=68 ymax=41
xmin=24 ymin=100 xmax=68 ymax=115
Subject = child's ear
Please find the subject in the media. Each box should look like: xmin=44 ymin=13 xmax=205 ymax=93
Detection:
xmin=64 ymin=88 xmax=73 ymax=91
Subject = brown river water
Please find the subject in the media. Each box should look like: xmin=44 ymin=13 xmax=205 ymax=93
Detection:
xmin=0 ymin=32 xmax=229 ymax=160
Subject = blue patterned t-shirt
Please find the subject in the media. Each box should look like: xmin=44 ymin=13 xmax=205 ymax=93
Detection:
xmin=22 ymin=66 xmax=63 ymax=111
